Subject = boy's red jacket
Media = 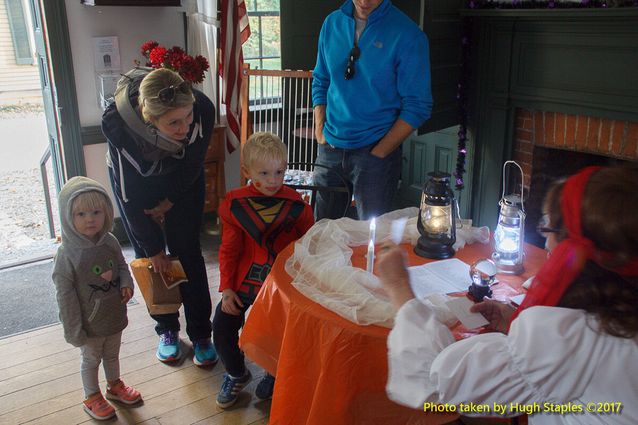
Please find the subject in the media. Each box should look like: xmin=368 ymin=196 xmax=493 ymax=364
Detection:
xmin=218 ymin=184 xmax=314 ymax=300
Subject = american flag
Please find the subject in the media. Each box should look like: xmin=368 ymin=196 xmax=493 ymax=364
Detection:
xmin=220 ymin=0 xmax=251 ymax=153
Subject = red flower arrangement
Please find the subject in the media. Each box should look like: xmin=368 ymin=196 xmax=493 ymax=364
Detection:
xmin=139 ymin=40 xmax=210 ymax=84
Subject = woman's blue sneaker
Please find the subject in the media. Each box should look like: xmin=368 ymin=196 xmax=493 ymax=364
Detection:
xmin=156 ymin=331 xmax=181 ymax=362
xmin=216 ymin=370 xmax=252 ymax=408
xmin=255 ymin=373 xmax=275 ymax=400
xmin=193 ymin=338 xmax=218 ymax=366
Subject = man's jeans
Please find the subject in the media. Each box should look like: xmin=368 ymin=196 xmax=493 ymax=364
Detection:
xmin=313 ymin=142 xmax=402 ymax=220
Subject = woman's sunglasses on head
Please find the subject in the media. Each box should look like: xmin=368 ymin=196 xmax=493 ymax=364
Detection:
xmin=155 ymin=81 xmax=191 ymax=104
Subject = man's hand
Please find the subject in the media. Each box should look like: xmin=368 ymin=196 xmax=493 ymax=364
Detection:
xmin=376 ymin=242 xmax=415 ymax=310
xmin=221 ymin=288 xmax=244 ymax=315
xmin=121 ymin=287 xmax=133 ymax=304
xmin=314 ymin=105 xmax=327 ymax=144
xmin=469 ymin=300 xmax=515 ymax=334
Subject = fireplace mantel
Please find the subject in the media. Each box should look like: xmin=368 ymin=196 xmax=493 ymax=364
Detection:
xmin=464 ymin=7 xmax=638 ymax=227
xmin=461 ymin=7 xmax=638 ymax=19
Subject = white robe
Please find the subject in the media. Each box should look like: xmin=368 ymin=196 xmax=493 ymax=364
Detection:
xmin=387 ymin=300 xmax=638 ymax=425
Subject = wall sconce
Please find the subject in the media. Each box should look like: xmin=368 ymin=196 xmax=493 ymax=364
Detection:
xmin=415 ymin=172 xmax=456 ymax=259
xmin=492 ymin=161 xmax=526 ymax=275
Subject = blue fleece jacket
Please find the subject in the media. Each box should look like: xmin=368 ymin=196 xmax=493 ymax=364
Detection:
xmin=312 ymin=0 xmax=432 ymax=149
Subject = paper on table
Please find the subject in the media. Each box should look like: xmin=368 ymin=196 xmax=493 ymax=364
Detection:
xmin=446 ymin=297 xmax=489 ymax=329
xmin=408 ymin=258 xmax=471 ymax=299
xmin=510 ymin=294 xmax=526 ymax=306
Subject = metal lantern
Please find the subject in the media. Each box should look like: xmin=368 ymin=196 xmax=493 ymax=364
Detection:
xmin=492 ymin=161 xmax=526 ymax=275
xmin=414 ymin=172 xmax=456 ymax=259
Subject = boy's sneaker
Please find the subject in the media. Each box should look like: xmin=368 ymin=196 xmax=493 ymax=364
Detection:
xmin=106 ymin=379 xmax=142 ymax=405
xmin=83 ymin=392 xmax=115 ymax=421
xmin=193 ymin=338 xmax=218 ymax=366
xmin=255 ymin=373 xmax=275 ymax=400
xmin=156 ymin=330 xmax=181 ymax=362
xmin=216 ymin=369 xmax=252 ymax=408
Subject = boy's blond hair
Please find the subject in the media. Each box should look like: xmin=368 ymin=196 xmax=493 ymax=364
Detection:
xmin=242 ymin=132 xmax=287 ymax=170
xmin=72 ymin=191 xmax=114 ymax=238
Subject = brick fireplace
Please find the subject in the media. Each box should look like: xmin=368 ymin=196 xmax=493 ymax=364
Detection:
xmin=513 ymin=109 xmax=638 ymax=190
xmin=464 ymin=8 xmax=638 ymax=228
xmin=513 ymin=108 xmax=638 ymax=246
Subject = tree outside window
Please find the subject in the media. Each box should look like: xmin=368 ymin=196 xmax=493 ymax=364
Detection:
xmin=243 ymin=0 xmax=281 ymax=103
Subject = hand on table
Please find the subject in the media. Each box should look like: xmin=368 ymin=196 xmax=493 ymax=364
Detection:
xmin=221 ymin=289 xmax=244 ymax=315
xmin=150 ymin=251 xmax=171 ymax=274
xmin=376 ymin=241 xmax=415 ymax=310
xmin=470 ymin=299 xmax=515 ymax=334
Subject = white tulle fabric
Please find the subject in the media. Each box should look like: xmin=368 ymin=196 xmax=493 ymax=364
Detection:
xmin=285 ymin=208 xmax=421 ymax=328
xmin=285 ymin=207 xmax=491 ymax=327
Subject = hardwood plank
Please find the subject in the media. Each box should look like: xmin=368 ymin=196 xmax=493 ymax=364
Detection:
xmin=27 ymin=363 xmax=262 ymax=425
xmin=0 ymin=228 xmax=269 ymax=424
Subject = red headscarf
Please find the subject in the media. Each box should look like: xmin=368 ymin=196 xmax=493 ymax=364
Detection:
xmin=511 ymin=166 xmax=638 ymax=322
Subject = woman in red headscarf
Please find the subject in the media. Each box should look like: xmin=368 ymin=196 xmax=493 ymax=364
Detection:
xmin=377 ymin=166 xmax=638 ymax=424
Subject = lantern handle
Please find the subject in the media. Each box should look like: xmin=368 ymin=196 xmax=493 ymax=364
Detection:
xmin=501 ymin=160 xmax=525 ymax=212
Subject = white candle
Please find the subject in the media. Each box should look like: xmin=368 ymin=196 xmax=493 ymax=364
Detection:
xmin=366 ymin=239 xmax=375 ymax=274
xmin=369 ymin=217 xmax=376 ymax=244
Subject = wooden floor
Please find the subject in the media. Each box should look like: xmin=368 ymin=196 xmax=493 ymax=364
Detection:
xmin=0 ymin=219 xmax=521 ymax=425
xmin=0 ymin=223 xmax=271 ymax=425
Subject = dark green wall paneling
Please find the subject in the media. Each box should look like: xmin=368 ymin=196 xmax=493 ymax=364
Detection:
xmin=280 ymin=0 xmax=339 ymax=71
xmin=464 ymin=8 xmax=638 ymax=227
xmin=419 ymin=0 xmax=463 ymax=134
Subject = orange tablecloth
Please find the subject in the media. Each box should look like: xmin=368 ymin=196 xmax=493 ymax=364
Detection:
xmin=239 ymin=241 xmax=547 ymax=425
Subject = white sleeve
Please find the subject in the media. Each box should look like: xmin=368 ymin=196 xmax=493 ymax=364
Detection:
xmin=386 ymin=298 xmax=456 ymax=408
xmin=388 ymin=302 xmax=600 ymax=415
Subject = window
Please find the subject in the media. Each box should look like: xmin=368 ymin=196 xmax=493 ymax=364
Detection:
xmin=244 ymin=0 xmax=281 ymax=71
xmin=243 ymin=0 xmax=281 ymax=104
xmin=6 ymin=0 xmax=35 ymax=65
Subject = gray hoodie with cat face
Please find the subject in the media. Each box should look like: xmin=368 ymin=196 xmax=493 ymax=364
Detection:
xmin=52 ymin=176 xmax=133 ymax=347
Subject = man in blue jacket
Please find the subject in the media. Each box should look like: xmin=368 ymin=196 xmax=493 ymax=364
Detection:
xmin=312 ymin=0 xmax=432 ymax=220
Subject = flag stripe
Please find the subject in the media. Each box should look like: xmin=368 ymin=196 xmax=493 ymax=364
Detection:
xmin=221 ymin=0 xmax=251 ymax=153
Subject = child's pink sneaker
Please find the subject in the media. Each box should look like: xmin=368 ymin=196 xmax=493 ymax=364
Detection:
xmin=83 ymin=392 xmax=116 ymax=420
xmin=106 ymin=380 xmax=142 ymax=405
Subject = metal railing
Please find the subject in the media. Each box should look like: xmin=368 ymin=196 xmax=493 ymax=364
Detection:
xmin=39 ymin=145 xmax=55 ymax=238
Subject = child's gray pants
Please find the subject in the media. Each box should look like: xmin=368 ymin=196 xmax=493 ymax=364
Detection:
xmin=80 ymin=332 xmax=122 ymax=397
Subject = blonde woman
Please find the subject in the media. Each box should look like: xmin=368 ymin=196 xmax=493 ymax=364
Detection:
xmin=102 ymin=68 xmax=217 ymax=366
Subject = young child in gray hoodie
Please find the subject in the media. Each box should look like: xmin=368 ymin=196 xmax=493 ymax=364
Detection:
xmin=52 ymin=176 xmax=142 ymax=420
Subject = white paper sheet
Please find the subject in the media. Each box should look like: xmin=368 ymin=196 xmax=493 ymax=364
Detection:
xmin=510 ymin=294 xmax=526 ymax=306
xmin=446 ymin=297 xmax=489 ymax=329
xmin=390 ymin=217 xmax=408 ymax=244
xmin=408 ymin=258 xmax=471 ymax=299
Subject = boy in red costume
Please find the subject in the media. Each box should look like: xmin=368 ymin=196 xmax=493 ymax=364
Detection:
xmin=213 ymin=132 xmax=314 ymax=408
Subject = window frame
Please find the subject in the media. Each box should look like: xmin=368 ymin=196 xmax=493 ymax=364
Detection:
xmin=6 ymin=0 xmax=35 ymax=65
xmin=244 ymin=1 xmax=281 ymax=106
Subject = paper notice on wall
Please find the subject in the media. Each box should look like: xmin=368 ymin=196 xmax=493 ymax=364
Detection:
xmin=93 ymin=36 xmax=121 ymax=72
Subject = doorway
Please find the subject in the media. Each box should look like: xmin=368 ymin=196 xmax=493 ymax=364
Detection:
xmin=0 ymin=0 xmax=73 ymax=269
